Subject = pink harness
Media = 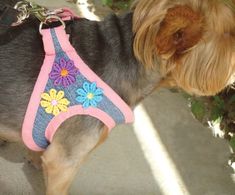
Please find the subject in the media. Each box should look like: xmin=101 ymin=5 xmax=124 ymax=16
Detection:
xmin=22 ymin=14 xmax=134 ymax=151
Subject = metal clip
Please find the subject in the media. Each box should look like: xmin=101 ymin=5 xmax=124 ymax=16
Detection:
xmin=13 ymin=0 xmax=30 ymax=25
xmin=27 ymin=2 xmax=47 ymax=23
xmin=12 ymin=1 xmax=66 ymax=32
xmin=13 ymin=1 xmax=64 ymax=25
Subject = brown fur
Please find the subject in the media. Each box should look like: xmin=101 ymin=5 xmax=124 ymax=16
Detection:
xmin=133 ymin=0 xmax=235 ymax=96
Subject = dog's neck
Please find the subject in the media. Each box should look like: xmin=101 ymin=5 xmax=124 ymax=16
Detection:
xmin=69 ymin=13 xmax=162 ymax=107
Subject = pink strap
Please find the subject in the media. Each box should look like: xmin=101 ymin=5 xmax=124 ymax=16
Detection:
xmin=58 ymin=7 xmax=80 ymax=21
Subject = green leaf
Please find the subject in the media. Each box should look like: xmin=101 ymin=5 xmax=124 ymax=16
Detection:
xmin=191 ymin=100 xmax=206 ymax=121
xmin=114 ymin=1 xmax=131 ymax=10
xmin=230 ymin=137 xmax=235 ymax=151
xmin=182 ymin=92 xmax=192 ymax=99
xmin=228 ymin=94 xmax=235 ymax=104
xmin=211 ymin=107 xmax=224 ymax=121
xmin=102 ymin=0 xmax=132 ymax=10
xmin=101 ymin=0 xmax=113 ymax=6
xmin=211 ymin=96 xmax=225 ymax=121
xmin=213 ymin=96 xmax=225 ymax=108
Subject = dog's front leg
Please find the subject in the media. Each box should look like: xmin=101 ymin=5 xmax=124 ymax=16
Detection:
xmin=41 ymin=124 xmax=109 ymax=195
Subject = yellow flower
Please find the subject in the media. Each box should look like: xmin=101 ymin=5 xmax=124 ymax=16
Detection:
xmin=40 ymin=89 xmax=70 ymax=116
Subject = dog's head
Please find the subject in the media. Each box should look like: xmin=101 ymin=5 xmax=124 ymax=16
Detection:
xmin=133 ymin=0 xmax=235 ymax=96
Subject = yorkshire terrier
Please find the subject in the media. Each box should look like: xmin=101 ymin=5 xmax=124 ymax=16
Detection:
xmin=0 ymin=0 xmax=235 ymax=194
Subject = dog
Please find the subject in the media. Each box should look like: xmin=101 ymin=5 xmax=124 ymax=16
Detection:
xmin=0 ymin=0 xmax=235 ymax=194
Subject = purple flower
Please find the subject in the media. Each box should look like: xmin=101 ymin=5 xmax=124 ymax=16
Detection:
xmin=49 ymin=58 xmax=79 ymax=87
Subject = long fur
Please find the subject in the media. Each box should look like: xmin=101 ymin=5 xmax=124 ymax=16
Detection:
xmin=133 ymin=0 xmax=235 ymax=95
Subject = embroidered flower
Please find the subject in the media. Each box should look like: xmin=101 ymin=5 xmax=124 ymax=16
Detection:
xmin=76 ymin=82 xmax=103 ymax=108
xmin=49 ymin=58 xmax=79 ymax=87
xmin=40 ymin=89 xmax=70 ymax=116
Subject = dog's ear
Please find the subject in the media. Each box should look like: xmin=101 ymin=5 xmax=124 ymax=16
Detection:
xmin=156 ymin=5 xmax=203 ymax=59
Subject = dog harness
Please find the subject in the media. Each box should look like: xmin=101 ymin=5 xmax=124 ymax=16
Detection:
xmin=22 ymin=26 xmax=134 ymax=151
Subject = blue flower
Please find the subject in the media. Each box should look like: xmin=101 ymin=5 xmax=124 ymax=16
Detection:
xmin=76 ymin=82 xmax=103 ymax=108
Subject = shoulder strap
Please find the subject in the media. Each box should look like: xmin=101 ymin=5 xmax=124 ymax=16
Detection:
xmin=41 ymin=26 xmax=75 ymax=55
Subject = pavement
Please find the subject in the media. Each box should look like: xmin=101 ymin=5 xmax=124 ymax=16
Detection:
xmin=0 ymin=1 xmax=235 ymax=195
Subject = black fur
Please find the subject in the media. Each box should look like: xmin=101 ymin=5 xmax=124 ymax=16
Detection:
xmin=0 ymin=0 xmax=160 ymax=140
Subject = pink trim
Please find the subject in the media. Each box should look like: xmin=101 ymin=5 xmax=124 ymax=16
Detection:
xmin=22 ymin=59 xmax=56 ymax=151
xmin=22 ymin=29 xmax=56 ymax=151
xmin=54 ymin=27 xmax=134 ymax=123
xmin=45 ymin=105 xmax=116 ymax=142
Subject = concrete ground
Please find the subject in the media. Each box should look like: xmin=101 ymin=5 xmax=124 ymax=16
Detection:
xmin=1 ymin=1 xmax=235 ymax=195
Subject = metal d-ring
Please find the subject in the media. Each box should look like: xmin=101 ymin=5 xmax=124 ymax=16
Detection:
xmin=39 ymin=15 xmax=65 ymax=34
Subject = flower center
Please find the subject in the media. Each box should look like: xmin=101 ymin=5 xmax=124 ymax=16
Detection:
xmin=87 ymin=93 xmax=94 ymax=100
xmin=51 ymin=99 xmax=58 ymax=106
xmin=60 ymin=69 xmax=69 ymax=77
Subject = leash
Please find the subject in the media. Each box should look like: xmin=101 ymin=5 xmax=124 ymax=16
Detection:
xmin=0 ymin=0 xmax=77 ymax=34
xmin=13 ymin=1 xmax=65 ymax=26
